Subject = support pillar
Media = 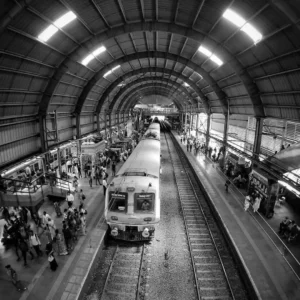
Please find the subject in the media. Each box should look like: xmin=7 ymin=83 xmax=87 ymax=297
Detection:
xmin=181 ymin=111 xmax=184 ymax=131
xmin=76 ymin=113 xmax=81 ymax=139
xmin=253 ymin=117 xmax=264 ymax=161
xmin=206 ymin=114 xmax=211 ymax=148
xmin=184 ymin=107 xmax=187 ymax=134
xmin=196 ymin=113 xmax=199 ymax=138
xmin=57 ymin=148 xmax=62 ymax=176
xmin=104 ymin=111 xmax=107 ymax=136
xmin=39 ymin=115 xmax=47 ymax=152
xmin=223 ymin=113 xmax=229 ymax=157
xmin=189 ymin=110 xmax=192 ymax=136
xmin=96 ymin=112 xmax=100 ymax=133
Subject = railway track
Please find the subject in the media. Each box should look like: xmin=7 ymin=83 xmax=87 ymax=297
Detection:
xmin=100 ymin=242 xmax=146 ymax=300
xmin=165 ymin=132 xmax=248 ymax=300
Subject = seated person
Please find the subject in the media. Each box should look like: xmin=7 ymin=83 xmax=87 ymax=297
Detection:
xmin=141 ymin=200 xmax=150 ymax=211
xmin=279 ymin=217 xmax=292 ymax=235
xmin=284 ymin=220 xmax=296 ymax=237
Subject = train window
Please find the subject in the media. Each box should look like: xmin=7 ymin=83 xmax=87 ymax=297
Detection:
xmin=109 ymin=192 xmax=128 ymax=212
xmin=134 ymin=193 xmax=154 ymax=212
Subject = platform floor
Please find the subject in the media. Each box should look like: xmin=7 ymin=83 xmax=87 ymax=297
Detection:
xmin=0 ymin=163 xmax=123 ymax=300
xmin=173 ymin=131 xmax=300 ymax=300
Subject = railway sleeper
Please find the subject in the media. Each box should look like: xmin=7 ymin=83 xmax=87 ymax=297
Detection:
xmin=199 ymin=287 xmax=231 ymax=298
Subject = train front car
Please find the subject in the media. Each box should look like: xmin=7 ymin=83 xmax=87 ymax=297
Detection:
xmin=105 ymin=124 xmax=160 ymax=241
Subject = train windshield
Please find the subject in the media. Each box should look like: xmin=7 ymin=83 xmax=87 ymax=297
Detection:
xmin=108 ymin=192 xmax=128 ymax=212
xmin=134 ymin=193 xmax=155 ymax=213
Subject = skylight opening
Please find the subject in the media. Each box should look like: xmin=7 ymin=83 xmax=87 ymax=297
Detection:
xmin=103 ymin=65 xmax=120 ymax=78
xmin=199 ymin=46 xmax=212 ymax=57
xmin=81 ymin=46 xmax=106 ymax=66
xmin=222 ymin=8 xmax=262 ymax=44
xmin=210 ymin=55 xmax=223 ymax=66
xmin=198 ymin=46 xmax=223 ymax=66
xmin=241 ymin=23 xmax=262 ymax=44
xmin=38 ymin=11 xmax=77 ymax=42
xmin=223 ymin=9 xmax=246 ymax=27
xmin=54 ymin=11 xmax=76 ymax=28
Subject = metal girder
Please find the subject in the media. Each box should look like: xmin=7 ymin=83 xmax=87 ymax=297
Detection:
xmin=119 ymin=85 xmax=185 ymax=112
xmin=119 ymin=84 xmax=187 ymax=112
xmin=40 ymin=21 xmax=272 ymax=117
xmin=75 ymin=51 xmax=219 ymax=114
xmin=105 ymin=78 xmax=194 ymax=114
xmin=96 ymin=67 xmax=209 ymax=113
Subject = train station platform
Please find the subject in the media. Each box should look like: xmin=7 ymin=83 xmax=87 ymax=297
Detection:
xmin=172 ymin=131 xmax=300 ymax=300
xmin=0 ymin=163 xmax=123 ymax=300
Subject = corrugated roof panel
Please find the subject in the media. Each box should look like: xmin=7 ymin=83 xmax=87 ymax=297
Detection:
xmin=280 ymin=108 xmax=300 ymax=121
xmin=265 ymin=107 xmax=281 ymax=119
xmin=96 ymin=0 xmax=124 ymax=25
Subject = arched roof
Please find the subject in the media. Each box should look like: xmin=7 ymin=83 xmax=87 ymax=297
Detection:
xmin=1 ymin=0 xmax=300 ymax=121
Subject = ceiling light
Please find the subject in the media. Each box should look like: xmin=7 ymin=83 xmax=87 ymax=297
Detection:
xmin=81 ymin=46 xmax=106 ymax=66
xmin=183 ymin=82 xmax=190 ymax=87
xmin=198 ymin=46 xmax=223 ymax=66
xmin=223 ymin=9 xmax=246 ymax=27
xmin=241 ymin=23 xmax=262 ymax=44
xmin=222 ymin=8 xmax=262 ymax=44
xmin=38 ymin=11 xmax=77 ymax=42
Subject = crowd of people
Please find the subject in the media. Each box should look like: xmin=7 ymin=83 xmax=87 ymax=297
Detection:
xmin=278 ymin=217 xmax=300 ymax=243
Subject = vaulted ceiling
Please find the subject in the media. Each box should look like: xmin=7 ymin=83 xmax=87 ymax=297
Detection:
xmin=1 ymin=0 xmax=300 ymax=121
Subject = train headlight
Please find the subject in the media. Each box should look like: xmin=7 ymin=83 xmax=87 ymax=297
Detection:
xmin=144 ymin=217 xmax=152 ymax=222
xmin=142 ymin=228 xmax=150 ymax=238
xmin=111 ymin=216 xmax=118 ymax=220
xmin=111 ymin=227 xmax=118 ymax=237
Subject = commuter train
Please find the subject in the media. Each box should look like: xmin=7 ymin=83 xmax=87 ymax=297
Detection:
xmin=105 ymin=123 xmax=161 ymax=241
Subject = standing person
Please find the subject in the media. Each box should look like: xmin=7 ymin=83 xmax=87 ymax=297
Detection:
xmin=111 ymin=161 xmax=116 ymax=177
xmin=54 ymin=229 xmax=68 ymax=256
xmin=54 ymin=202 xmax=62 ymax=217
xmin=244 ymin=195 xmax=251 ymax=212
xmin=88 ymin=173 xmax=93 ymax=188
xmin=66 ymin=191 xmax=74 ymax=208
xmin=79 ymin=189 xmax=86 ymax=203
xmin=253 ymin=195 xmax=262 ymax=213
xmin=2 ymin=207 xmax=11 ymax=225
xmin=102 ymin=178 xmax=107 ymax=195
xmin=62 ymin=224 xmax=73 ymax=251
xmin=66 ymin=160 xmax=72 ymax=173
xmin=42 ymin=211 xmax=51 ymax=227
xmin=43 ymin=224 xmax=53 ymax=243
xmin=47 ymin=217 xmax=56 ymax=240
xmin=18 ymin=238 xmax=31 ymax=266
xmin=77 ymin=164 xmax=82 ymax=178
xmin=29 ymin=231 xmax=43 ymax=257
xmin=5 ymin=265 xmax=27 ymax=291
xmin=79 ymin=212 xmax=87 ymax=236
xmin=47 ymin=249 xmax=58 ymax=271
xmin=225 ymin=179 xmax=230 ymax=192
xmin=95 ymin=167 xmax=101 ymax=185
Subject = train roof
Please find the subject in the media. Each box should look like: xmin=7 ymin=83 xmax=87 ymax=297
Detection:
xmin=116 ymin=138 xmax=160 ymax=178
xmin=142 ymin=122 xmax=160 ymax=141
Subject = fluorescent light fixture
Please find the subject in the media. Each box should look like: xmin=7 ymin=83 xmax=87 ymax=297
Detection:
xmin=223 ymin=9 xmax=246 ymax=27
xmin=118 ymin=82 xmax=126 ymax=87
xmin=103 ymin=65 xmax=120 ymax=78
xmin=222 ymin=8 xmax=262 ymax=44
xmin=38 ymin=11 xmax=77 ymax=42
xmin=241 ymin=23 xmax=262 ymax=44
xmin=183 ymin=82 xmax=190 ymax=87
xmin=278 ymin=180 xmax=300 ymax=197
xmin=81 ymin=46 xmax=106 ymax=66
xmin=198 ymin=46 xmax=223 ymax=66
xmin=199 ymin=46 xmax=212 ymax=57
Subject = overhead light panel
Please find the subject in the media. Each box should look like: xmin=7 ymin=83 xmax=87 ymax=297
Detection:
xmin=198 ymin=46 xmax=223 ymax=66
xmin=38 ymin=11 xmax=77 ymax=42
xmin=81 ymin=46 xmax=106 ymax=66
xmin=103 ymin=65 xmax=120 ymax=78
xmin=222 ymin=8 xmax=262 ymax=44
xmin=183 ymin=82 xmax=190 ymax=87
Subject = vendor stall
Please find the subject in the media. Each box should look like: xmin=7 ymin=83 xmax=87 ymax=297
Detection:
xmin=80 ymin=140 xmax=106 ymax=169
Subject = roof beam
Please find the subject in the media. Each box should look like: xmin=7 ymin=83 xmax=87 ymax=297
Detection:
xmin=192 ymin=0 xmax=205 ymax=28
xmin=90 ymin=0 xmax=111 ymax=28
xmin=140 ymin=0 xmax=145 ymax=21
xmin=117 ymin=0 xmax=127 ymax=23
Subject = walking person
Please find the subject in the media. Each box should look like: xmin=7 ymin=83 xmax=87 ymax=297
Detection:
xmin=18 ymin=238 xmax=32 ymax=266
xmin=62 ymin=224 xmax=73 ymax=251
xmin=79 ymin=212 xmax=87 ymax=236
xmin=46 ymin=246 xmax=58 ymax=271
xmin=29 ymin=230 xmax=43 ymax=257
xmin=244 ymin=195 xmax=251 ymax=212
xmin=66 ymin=191 xmax=74 ymax=208
xmin=54 ymin=229 xmax=68 ymax=256
xmin=78 ymin=164 xmax=82 ymax=178
xmin=54 ymin=202 xmax=62 ymax=217
xmin=42 ymin=211 xmax=51 ymax=227
xmin=95 ymin=167 xmax=101 ymax=185
xmin=225 ymin=179 xmax=231 ymax=192
xmin=5 ymin=265 xmax=27 ymax=291
xmin=47 ymin=217 xmax=56 ymax=240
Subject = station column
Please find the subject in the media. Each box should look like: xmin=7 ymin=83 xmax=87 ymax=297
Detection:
xmin=184 ymin=106 xmax=187 ymax=133
xmin=96 ymin=112 xmax=100 ymax=133
xmin=253 ymin=117 xmax=264 ymax=162
xmin=76 ymin=113 xmax=81 ymax=139
xmin=206 ymin=113 xmax=211 ymax=148
xmin=189 ymin=110 xmax=192 ymax=135
xmin=196 ymin=113 xmax=199 ymax=138
xmin=223 ymin=112 xmax=229 ymax=156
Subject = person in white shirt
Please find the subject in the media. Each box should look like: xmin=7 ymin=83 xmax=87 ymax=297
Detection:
xmin=42 ymin=211 xmax=51 ymax=226
xmin=29 ymin=230 xmax=42 ymax=256
xmin=103 ymin=179 xmax=107 ymax=195
xmin=66 ymin=191 xmax=74 ymax=208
